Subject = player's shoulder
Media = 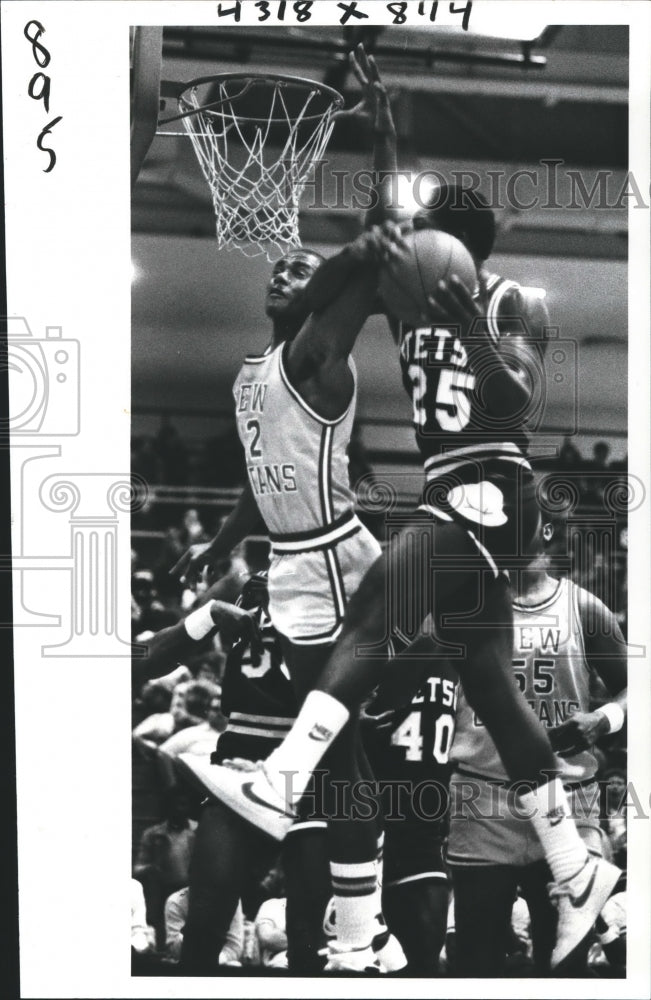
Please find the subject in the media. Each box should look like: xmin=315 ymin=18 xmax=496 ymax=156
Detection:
xmin=241 ymin=343 xmax=277 ymax=366
xmin=571 ymin=579 xmax=614 ymax=625
xmin=485 ymin=273 xmax=550 ymax=344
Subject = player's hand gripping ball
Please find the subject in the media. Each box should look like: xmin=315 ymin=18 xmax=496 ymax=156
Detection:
xmin=379 ymin=228 xmax=477 ymax=326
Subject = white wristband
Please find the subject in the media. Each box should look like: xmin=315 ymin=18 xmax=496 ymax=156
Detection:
xmin=184 ymin=603 xmax=216 ymax=642
xmin=598 ymin=702 xmax=625 ymax=734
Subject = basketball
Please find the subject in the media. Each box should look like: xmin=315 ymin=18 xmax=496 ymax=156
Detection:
xmin=378 ymin=229 xmax=477 ymax=326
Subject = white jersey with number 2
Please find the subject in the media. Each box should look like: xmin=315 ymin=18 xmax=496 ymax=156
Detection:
xmin=233 ymin=341 xmax=381 ymax=645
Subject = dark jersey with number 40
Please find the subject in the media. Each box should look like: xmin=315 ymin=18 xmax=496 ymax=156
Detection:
xmin=399 ymin=274 xmax=532 ymax=478
xmin=364 ymin=666 xmax=459 ymax=795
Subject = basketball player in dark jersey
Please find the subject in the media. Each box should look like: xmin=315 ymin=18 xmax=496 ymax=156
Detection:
xmin=362 ymin=631 xmax=458 ymax=975
xmin=213 ymin=46 xmax=620 ymax=970
xmin=135 ymin=578 xmax=331 ymax=975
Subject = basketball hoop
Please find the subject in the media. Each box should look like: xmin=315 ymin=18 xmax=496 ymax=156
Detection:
xmin=173 ymin=73 xmax=344 ymax=261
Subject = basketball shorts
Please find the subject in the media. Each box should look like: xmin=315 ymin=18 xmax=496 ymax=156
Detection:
xmin=372 ymin=755 xmax=450 ymax=889
xmin=383 ymin=819 xmax=448 ymax=889
xmin=446 ymin=771 xmax=602 ymax=868
xmin=267 ymin=517 xmax=381 ymax=645
xmin=418 ymin=457 xmax=540 ymax=579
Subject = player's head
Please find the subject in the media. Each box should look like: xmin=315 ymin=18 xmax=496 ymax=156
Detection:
xmin=412 ymin=183 xmax=496 ymax=264
xmin=131 ymin=569 xmax=156 ymax=608
xmin=184 ymin=680 xmax=215 ymax=720
xmin=515 ymin=511 xmax=554 ymax=568
xmin=529 ymin=516 xmax=555 ymax=557
xmin=265 ymin=248 xmax=325 ymax=325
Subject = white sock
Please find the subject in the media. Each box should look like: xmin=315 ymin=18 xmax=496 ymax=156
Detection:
xmin=520 ymin=778 xmax=589 ymax=884
xmin=264 ymin=690 xmax=349 ymax=805
xmin=330 ymin=860 xmax=378 ymax=949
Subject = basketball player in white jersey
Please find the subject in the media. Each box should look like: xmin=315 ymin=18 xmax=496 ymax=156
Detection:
xmin=448 ymin=516 xmax=627 ymax=975
xmin=173 ymin=226 xmax=410 ymax=971
xmin=204 ymin=46 xmax=622 ymax=971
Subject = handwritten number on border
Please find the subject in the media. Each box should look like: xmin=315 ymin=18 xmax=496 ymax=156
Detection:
xmin=24 ymin=20 xmax=62 ymax=171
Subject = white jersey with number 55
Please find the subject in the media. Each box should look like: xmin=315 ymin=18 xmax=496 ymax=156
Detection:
xmin=452 ymin=577 xmax=600 ymax=783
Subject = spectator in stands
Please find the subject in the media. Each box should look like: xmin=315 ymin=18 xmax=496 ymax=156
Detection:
xmin=584 ymin=440 xmax=612 ymax=506
xmin=555 ymin=436 xmax=583 ymax=473
xmin=254 ymin=869 xmax=288 ymax=970
xmin=170 ymin=679 xmax=217 ymax=732
xmin=131 ymin=877 xmax=156 ymax=955
xmin=182 ymin=508 xmax=209 ymax=547
xmin=157 ymin=690 xmax=227 ymax=785
xmin=601 ymin=761 xmax=627 ymax=859
xmin=133 ymin=787 xmax=197 ymax=945
xmin=132 ymin=682 xmax=175 ymax=747
xmin=592 ymin=891 xmax=627 ymax=975
xmin=164 ymin=887 xmax=244 ymax=966
xmin=193 ymin=654 xmax=225 ymax=685
xmin=591 ymin=440 xmax=611 ymax=470
xmin=132 ymin=570 xmax=181 ymax=640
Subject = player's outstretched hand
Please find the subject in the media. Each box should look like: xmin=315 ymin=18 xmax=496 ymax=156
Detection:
xmin=427 ymin=274 xmax=481 ymax=335
xmin=349 ymin=221 xmax=407 ymax=266
xmin=548 ymin=710 xmax=611 ymax=756
xmin=170 ymin=541 xmax=217 ymax=586
xmin=209 ymin=600 xmax=261 ymax=650
xmin=221 ymin=757 xmax=262 ymax=773
xmin=334 ymin=43 xmax=395 ymax=136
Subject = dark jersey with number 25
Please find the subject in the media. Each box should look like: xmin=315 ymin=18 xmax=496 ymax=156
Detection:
xmin=399 ymin=274 xmax=532 ymax=480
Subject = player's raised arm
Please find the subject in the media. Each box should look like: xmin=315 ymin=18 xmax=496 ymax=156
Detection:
xmin=549 ymin=590 xmax=627 ymax=756
xmin=427 ymin=275 xmax=549 ymax=422
xmin=170 ymin=479 xmax=264 ymax=585
xmin=286 ymin=223 xmax=406 ymax=381
xmin=340 ymin=45 xmax=399 ymax=228
xmin=133 ymin=597 xmax=260 ymax=687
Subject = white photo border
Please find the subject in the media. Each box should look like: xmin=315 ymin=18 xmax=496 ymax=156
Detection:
xmin=2 ymin=1 xmax=649 ymax=997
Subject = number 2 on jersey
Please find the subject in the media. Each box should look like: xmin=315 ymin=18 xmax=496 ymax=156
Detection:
xmin=245 ymin=418 xmax=262 ymax=459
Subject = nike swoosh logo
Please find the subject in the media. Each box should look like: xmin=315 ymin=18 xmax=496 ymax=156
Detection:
xmin=308 ymin=725 xmax=333 ymax=741
xmin=242 ymin=781 xmax=295 ymax=819
xmin=570 ymin=864 xmax=597 ymax=908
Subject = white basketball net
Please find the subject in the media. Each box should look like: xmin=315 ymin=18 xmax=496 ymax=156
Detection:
xmin=179 ymin=76 xmax=342 ymax=261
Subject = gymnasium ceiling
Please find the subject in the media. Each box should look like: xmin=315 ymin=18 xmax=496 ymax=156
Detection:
xmin=133 ymin=23 xmax=630 ymax=260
